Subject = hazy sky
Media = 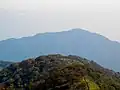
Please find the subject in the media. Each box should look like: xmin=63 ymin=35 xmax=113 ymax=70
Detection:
xmin=1 ymin=0 xmax=120 ymax=41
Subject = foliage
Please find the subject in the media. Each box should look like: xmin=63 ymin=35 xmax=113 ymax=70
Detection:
xmin=0 ymin=54 xmax=120 ymax=90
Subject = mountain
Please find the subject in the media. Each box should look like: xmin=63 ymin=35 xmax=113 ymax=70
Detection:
xmin=0 ymin=54 xmax=120 ymax=90
xmin=0 ymin=61 xmax=13 ymax=70
xmin=0 ymin=29 xmax=120 ymax=71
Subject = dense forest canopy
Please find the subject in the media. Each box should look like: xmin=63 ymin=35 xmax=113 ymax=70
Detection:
xmin=0 ymin=54 xmax=120 ymax=90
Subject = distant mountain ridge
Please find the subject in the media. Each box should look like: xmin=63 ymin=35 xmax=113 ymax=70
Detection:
xmin=0 ymin=60 xmax=13 ymax=70
xmin=0 ymin=28 xmax=120 ymax=71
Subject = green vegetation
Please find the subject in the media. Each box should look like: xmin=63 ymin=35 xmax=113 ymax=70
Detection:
xmin=0 ymin=54 xmax=120 ymax=90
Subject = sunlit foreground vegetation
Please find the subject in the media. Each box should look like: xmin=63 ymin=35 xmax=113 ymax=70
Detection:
xmin=0 ymin=54 xmax=120 ymax=90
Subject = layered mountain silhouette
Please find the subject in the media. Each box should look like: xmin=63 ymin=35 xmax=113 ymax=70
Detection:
xmin=0 ymin=28 xmax=120 ymax=71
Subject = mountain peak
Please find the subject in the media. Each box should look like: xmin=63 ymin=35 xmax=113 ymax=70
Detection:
xmin=68 ymin=28 xmax=89 ymax=33
xmin=0 ymin=29 xmax=120 ymax=71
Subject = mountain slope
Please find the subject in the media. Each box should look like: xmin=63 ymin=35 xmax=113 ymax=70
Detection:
xmin=0 ymin=29 xmax=120 ymax=71
xmin=0 ymin=61 xmax=13 ymax=70
xmin=0 ymin=54 xmax=120 ymax=90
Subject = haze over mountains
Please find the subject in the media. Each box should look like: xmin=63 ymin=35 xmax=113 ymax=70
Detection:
xmin=0 ymin=29 xmax=120 ymax=71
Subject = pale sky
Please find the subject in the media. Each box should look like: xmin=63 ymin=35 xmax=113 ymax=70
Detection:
xmin=1 ymin=0 xmax=120 ymax=41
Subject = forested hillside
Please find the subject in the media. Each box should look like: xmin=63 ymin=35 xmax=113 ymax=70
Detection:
xmin=0 ymin=54 xmax=120 ymax=90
